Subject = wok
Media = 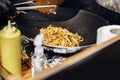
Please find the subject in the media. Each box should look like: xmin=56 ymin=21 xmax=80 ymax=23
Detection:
xmin=16 ymin=7 xmax=108 ymax=53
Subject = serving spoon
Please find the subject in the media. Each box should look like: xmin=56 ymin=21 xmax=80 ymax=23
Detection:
xmin=21 ymin=35 xmax=95 ymax=54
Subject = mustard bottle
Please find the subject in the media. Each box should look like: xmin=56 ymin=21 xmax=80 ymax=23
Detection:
xmin=0 ymin=20 xmax=21 ymax=76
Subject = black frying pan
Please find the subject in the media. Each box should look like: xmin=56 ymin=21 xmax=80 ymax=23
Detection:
xmin=16 ymin=7 xmax=108 ymax=47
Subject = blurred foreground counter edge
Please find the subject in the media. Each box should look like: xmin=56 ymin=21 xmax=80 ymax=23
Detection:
xmin=31 ymin=35 xmax=120 ymax=80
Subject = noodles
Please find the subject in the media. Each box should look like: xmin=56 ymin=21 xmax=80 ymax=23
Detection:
xmin=40 ymin=25 xmax=84 ymax=47
xmin=29 ymin=0 xmax=64 ymax=14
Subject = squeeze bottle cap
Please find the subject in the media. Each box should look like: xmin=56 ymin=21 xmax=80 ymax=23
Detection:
xmin=3 ymin=20 xmax=16 ymax=32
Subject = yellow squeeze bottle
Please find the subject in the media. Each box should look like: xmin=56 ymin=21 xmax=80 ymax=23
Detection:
xmin=0 ymin=20 xmax=21 ymax=76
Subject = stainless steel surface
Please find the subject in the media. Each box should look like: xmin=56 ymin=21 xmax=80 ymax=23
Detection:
xmin=16 ymin=5 xmax=57 ymax=10
xmin=43 ymin=44 xmax=95 ymax=54
xmin=14 ymin=0 xmax=34 ymax=6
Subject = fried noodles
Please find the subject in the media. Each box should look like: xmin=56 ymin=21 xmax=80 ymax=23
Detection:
xmin=29 ymin=0 xmax=64 ymax=14
xmin=40 ymin=25 xmax=84 ymax=47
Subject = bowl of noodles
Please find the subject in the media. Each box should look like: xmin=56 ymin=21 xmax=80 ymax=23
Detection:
xmin=28 ymin=0 xmax=64 ymax=14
